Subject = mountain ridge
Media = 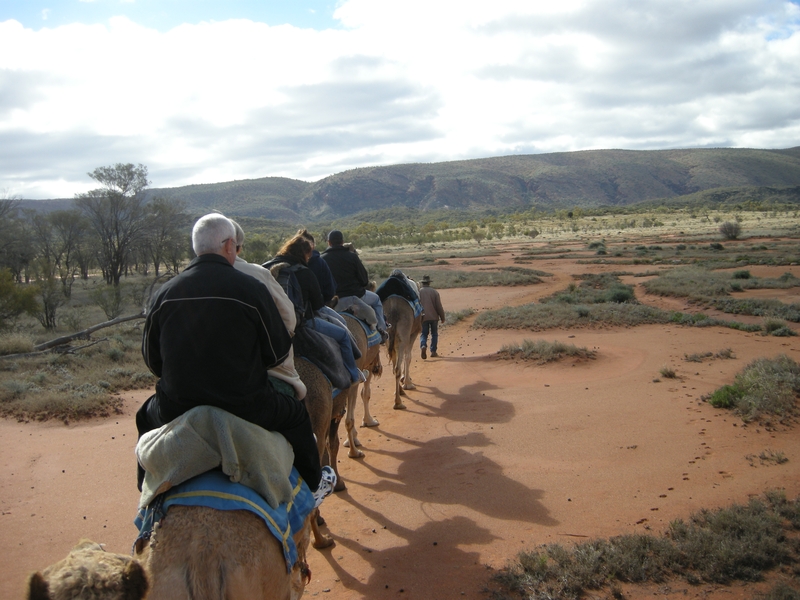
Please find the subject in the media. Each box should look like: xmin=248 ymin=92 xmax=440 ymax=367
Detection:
xmin=18 ymin=146 xmax=800 ymax=221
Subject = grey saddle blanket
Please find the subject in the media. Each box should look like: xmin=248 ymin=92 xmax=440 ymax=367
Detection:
xmin=335 ymin=295 xmax=377 ymax=326
xmin=136 ymin=406 xmax=295 ymax=510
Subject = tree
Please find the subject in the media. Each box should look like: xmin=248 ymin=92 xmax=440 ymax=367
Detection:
xmin=24 ymin=209 xmax=86 ymax=298
xmin=75 ymin=163 xmax=151 ymax=286
xmin=142 ymin=197 xmax=190 ymax=277
xmin=0 ymin=195 xmax=34 ymax=281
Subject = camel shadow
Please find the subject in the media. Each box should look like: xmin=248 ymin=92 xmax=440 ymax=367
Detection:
xmin=344 ymin=430 xmax=558 ymax=526
xmin=400 ymin=379 xmax=516 ymax=425
xmin=320 ymin=504 xmax=500 ymax=598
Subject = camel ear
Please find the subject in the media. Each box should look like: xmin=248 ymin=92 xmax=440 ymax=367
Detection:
xmin=26 ymin=572 xmax=51 ymax=600
xmin=122 ymin=560 xmax=149 ymax=600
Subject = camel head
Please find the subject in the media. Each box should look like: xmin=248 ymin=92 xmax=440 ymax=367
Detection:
xmin=27 ymin=539 xmax=148 ymax=600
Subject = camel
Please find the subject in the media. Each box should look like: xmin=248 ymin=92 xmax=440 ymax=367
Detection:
xmin=32 ymin=477 xmax=315 ymax=600
xmin=27 ymin=539 xmax=149 ymax=600
xmin=382 ymin=295 xmax=423 ymax=410
xmin=339 ymin=313 xmax=382 ymax=460
xmin=135 ymin=505 xmax=312 ymax=600
xmin=30 ymin=349 xmax=337 ymax=599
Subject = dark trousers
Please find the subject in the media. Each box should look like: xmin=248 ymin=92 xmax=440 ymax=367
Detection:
xmin=420 ymin=320 xmax=440 ymax=353
xmin=136 ymin=392 xmax=322 ymax=492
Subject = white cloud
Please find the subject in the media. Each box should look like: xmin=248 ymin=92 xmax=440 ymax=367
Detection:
xmin=1 ymin=0 xmax=799 ymax=198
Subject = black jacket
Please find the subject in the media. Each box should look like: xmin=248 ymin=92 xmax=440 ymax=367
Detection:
xmin=321 ymin=245 xmax=369 ymax=298
xmin=142 ymin=254 xmax=292 ymax=425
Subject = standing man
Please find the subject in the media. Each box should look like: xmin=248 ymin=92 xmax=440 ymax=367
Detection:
xmin=418 ymin=275 xmax=445 ymax=359
xmin=139 ymin=213 xmax=334 ymax=504
xmin=321 ymin=229 xmax=388 ymax=342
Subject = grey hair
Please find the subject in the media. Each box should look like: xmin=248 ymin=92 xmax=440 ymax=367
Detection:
xmin=192 ymin=214 xmax=235 ymax=255
xmin=230 ymin=219 xmax=245 ymax=247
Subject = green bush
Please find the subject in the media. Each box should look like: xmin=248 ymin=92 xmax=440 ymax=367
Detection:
xmin=708 ymin=384 xmax=743 ymax=408
xmin=706 ymin=355 xmax=800 ymax=422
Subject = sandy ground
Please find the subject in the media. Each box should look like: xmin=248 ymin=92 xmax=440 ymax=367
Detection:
xmin=3 ymin=247 xmax=800 ymax=599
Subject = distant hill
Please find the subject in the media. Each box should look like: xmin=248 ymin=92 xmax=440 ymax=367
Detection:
xmin=19 ymin=147 xmax=800 ymax=222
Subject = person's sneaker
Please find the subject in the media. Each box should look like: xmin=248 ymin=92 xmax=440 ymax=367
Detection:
xmin=421 ymin=347 xmax=427 ymax=359
xmin=430 ymin=351 xmax=439 ymax=358
xmin=379 ymin=330 xmax=389 ymax=344
xmin=359 ymin=369 xmax=369 ymax=383
xmin=313 ymin=466 xmax=337 ymax=508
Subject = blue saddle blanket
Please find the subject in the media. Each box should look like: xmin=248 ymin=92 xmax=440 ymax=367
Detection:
xmin=389 ymin=294 xmax=423 ymax=319
xmin=134 ymin=468 xmax=314 ymax=572
xmin=342 ymin=312 xmax=381 ymax=347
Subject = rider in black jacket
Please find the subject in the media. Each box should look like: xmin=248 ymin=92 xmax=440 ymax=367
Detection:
xmin=139 ymin=214 xmax=323 ymax=493
xmin=321 ymin=230 xmax=387 ymax=338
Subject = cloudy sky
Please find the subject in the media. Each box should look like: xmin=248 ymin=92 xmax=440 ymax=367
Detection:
xmin=1 ymin=0 xmax=799 ymax=199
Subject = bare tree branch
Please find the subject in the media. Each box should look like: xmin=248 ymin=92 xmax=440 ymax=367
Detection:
xmin=31 ymin=312 xmax=145 ymax=352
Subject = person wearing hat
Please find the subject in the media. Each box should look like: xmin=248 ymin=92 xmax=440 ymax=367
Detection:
xmin=418 ymin=274 xmax=445 ymax=359
xmin=321 ymin=229 xmax=389 ymax=342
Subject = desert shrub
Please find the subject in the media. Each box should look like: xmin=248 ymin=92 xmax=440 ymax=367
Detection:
xmin=89 ymin=286 xmax=125 ymax=320
xmin=0 ymin=333 xmax=34 ymax=356
xmin=0 ymin=323 xmax=152 ymax=421
xmin=719 ymin=221 xmax=742 ymax=240
xmin=498 ymin=339 xmax=596 ymax=364
xmin=705 ymin=355 xmax=800 ymax=422
xmin=708 ymin=384 xmax=743 ymax=409
xmin=444 ymin=308 xmax=475 ymax=325
xmin=492 ymin=493 xmax=800 ymax=600
xmin=686 ymin=348 xmax=735 ymax=362
xmin=733 ymin=270 xmax=752 ymax=279
xmin=756 ymin=583 xmax=800 ymax=600
xmin=541 ymin=274 xmax=635 ymax=305
xmin=763 ymin=318 xmax=798 ymax=336
xmin=660 ymin=366 xmax=677 ymax=379
xmin=710 ymin=298 xmax=800 ymax=322
xmin=643 ymin=267 xmax=734 ymax=299
xmin=0 ymin=269 xmax=40 ymax=330
xmin=476 ymin=302 xmax=672 ymax=331
xmin=668 ymin=498 xmax=789 ymax=583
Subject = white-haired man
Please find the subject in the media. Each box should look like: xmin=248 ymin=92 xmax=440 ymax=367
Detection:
xmin=139 ymin=213 xmax=333 ymax=504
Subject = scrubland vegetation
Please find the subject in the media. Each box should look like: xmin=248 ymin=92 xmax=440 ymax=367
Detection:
xmin=705 ymin=355 xmax=800 ymax=424
xmin=490 ymin=491 xmax=800 ymax=600
xmin=497 ymin=339 xmax=596 ymax=364
xmin=3 ymin=169 xmax=800 ymax=431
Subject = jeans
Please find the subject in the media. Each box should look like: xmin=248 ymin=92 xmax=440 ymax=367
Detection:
xmin=308 ymin=317 xmax=362 ymax=383
xmin=420 ymin=320 xmax=439 ymax=353
xmin=362 ymin=290 xmax=387 ymax=332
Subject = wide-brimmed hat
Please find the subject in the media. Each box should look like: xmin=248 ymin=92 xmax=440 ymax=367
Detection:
xmin=421 ymin=275 xmax=432 ymax=283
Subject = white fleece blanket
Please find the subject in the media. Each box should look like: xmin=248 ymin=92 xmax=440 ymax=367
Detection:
xmin=136 ymin=406 xmax=295 ymax=510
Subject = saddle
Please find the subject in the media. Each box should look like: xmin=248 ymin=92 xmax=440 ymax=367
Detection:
xmin=334 ymin=295 xmax=377 ymax=326
xmin=293 ymin=321 xmax=352 ymax=390
xmin=134 ymin=407 xmax=315 ymax=572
